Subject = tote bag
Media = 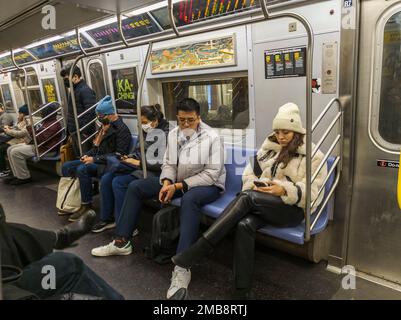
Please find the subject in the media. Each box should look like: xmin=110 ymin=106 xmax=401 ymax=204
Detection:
xmin=56 ymin=177 xmax=81 ymax=214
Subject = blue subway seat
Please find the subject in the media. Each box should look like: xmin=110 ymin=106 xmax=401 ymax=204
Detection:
xmin=171 ymin=145 xmax=336 ymax=245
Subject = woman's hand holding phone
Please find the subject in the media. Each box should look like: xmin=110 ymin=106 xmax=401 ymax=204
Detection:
xmin=255 ymin=181 xmax=287 ymax=196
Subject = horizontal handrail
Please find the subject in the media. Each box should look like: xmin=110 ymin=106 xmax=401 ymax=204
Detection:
xmin=81 ymin=131 xmax=98 ymax=146
xmin=33 ymin=108 xmax=62 ymax=127
xmin=78 ymin=102 xmax=99 ymax=119
xmin=38 ymin=138 xmax=65 ymax=158
xmin=310 ymin=170 xmax=340 ymax=231
xmin=311 ymin=156 xmax=340 ymax=209
xmin=312 ymin=111 xmax=342 ymax=158
xmin=37 ymin=127 xmax=65 ymax=148
xmin=31 ymin=101 xmax=61 ymax=117
xmin=79 ymin=117 xmax=97 ymax=133
xmin=312 ymin=134 xmax=341 ymax=184
xmin=35 ymin=118 xmax=65 ymax=137
xmin=312 ymin=98 xmax=341 ymax=132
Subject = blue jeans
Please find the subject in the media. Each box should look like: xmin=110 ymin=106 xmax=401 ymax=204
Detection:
xmin=115 ymin=177 xmax=221 ymax=253
xmin=175 ymin=186 xmax=221 ymax=253
xmin=15 ymin=252 xmax=124 ymax=300
xmin=62 ymin=160 xmax=98 ymax=204
xmin=100 ymin=172 xmax=137 ymax=222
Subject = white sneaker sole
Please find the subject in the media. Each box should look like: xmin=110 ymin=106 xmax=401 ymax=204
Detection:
xmin=91 ymin=248 xmax=132 ymax=257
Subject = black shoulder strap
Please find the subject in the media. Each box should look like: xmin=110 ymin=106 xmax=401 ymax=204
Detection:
xmin=250 ymin=155 xmax=263 ymax=178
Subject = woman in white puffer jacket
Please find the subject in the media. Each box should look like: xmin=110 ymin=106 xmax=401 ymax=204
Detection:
xmin=171 ymin=102 xmax=327 ymax=300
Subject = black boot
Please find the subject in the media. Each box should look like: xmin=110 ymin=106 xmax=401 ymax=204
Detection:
xmin=172 ymin=193 xmax=253 ymax=269
xmin=172 ymin=236 xmax=214 ymax=269
xmin=55 ymin=210 xmax=96 ymax=249
xmin=68 ymin=203 xmax=92 ymax=222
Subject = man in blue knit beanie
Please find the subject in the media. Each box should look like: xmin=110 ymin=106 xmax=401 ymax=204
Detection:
xmin=61 ymin=96 xmax=132 ymax=221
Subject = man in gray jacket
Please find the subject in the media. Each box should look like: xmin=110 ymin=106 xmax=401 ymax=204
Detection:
xmin=91 ymin=98 xmax=226 ymax=298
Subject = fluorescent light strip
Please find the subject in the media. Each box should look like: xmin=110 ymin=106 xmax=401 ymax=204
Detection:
xmin=25 ymin=35 xmax=63 ymax=49
xmin=0 ymin=52 xmax=10 ymax=59
xmin=80 ymin=17 xmax=118 ymax=32
xmin=125 ymin=1 xmax=167 ymax=16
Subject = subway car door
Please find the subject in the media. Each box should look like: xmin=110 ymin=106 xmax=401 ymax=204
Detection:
xmin=347 ymin=1 xmax=401 ymax=284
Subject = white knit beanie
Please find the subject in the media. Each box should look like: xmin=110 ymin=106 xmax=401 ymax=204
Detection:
xmin=272 ymin=102 xmax=306 ymax=134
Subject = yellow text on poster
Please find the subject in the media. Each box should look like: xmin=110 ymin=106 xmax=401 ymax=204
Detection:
xmin=45 ymin=84 xmax=56 ymax=102
xmin=116 ymin=79 xmax=135 ymax=100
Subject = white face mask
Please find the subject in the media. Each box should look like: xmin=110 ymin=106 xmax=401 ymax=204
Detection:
xmin=142 ymin=123 xmax=154 ymax=133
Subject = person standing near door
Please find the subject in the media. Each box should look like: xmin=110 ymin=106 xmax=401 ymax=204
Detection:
xmin=60 ymin=66 xmax=97 ymax=158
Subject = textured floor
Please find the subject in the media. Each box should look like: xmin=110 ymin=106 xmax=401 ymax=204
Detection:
xmin=3 ymin=168 xmax=401 ymax=300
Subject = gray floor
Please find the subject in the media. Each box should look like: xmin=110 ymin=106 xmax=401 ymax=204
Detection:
xmin=3 ymin=168 xmax=401 ymax=300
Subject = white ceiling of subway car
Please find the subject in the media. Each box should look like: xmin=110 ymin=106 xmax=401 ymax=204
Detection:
xmin=0 ymin=0 xmax=161 ymax=52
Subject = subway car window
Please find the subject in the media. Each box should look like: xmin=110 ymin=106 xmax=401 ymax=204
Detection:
xmin=89 ymin=61 xmax=107 ymax=101
xmin=12 ymin=67 xmax=42 ymax=112
xmin=111 ymin=67 xmax=139 ymax=116
xmin=28 ymin=90 xmax=42 ymax=111
xmin=0 ymin=84 xmax=14 ymax=112
xmin=162 ymin=77 xmax=249 ymax=129
xmin=378 ymin=12 xmax=401 ymax=145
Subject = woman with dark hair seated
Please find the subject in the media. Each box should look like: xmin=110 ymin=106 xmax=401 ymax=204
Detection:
xmin=171 ymin=103 xmax=328 ymax=299
xmin=91 ymin=104 xmax=171 ymax=233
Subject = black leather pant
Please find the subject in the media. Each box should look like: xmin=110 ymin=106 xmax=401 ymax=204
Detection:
xmin=203 ymin=190 xmax=304 ymax=290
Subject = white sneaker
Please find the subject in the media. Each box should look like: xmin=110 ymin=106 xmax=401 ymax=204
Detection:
xmin=91 ymin=240 xmax=132 ymax=257
xmin=167 ymin=266 xmax=191 ymax=299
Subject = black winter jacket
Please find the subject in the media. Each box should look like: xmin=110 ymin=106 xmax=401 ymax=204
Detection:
xmin=86 ymin=117 xmax=131 ymax=169
xmin=67 ymin=80 xmax=96 ymax=134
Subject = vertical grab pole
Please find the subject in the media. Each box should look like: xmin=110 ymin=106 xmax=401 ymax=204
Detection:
xmin=136 ymin=43 xmax=153 ymax=179
xmin=259 ymin=0 xmax=314 ymax=241
xmin=11 ymin=49 xmax=40 ymax=159
xmin=168 ymin=0 xmax=181 ymax=37
xmin=118 ymin=14 xmax=130 ymax=47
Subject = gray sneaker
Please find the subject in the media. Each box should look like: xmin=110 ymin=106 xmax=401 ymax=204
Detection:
xmin=91 ymin=221 xmax=116 ymax=233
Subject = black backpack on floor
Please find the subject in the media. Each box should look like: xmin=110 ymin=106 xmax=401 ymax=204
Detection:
xmin=144 ymin=205 xmax=180 ymax=265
